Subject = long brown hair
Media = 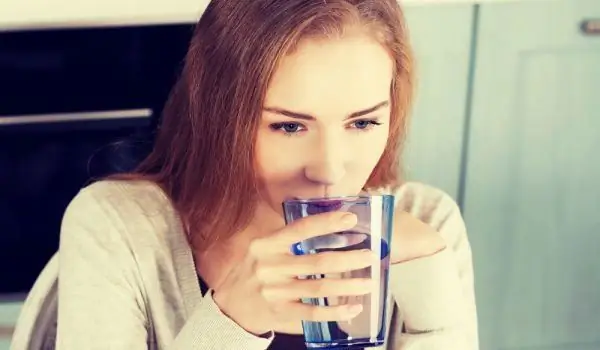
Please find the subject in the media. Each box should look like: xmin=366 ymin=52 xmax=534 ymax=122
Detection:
xmin=125 ymin=0 xmax=414 ymax=251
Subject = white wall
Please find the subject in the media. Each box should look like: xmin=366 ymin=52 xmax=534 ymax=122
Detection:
xmin=0 ymin=0 xmax=541 ymax=31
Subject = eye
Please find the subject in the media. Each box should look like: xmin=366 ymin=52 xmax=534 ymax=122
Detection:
xmin=349 ymin=119 xmax=382 ymax=130
xmin=269 ymin=122 xmax=306 ymax=135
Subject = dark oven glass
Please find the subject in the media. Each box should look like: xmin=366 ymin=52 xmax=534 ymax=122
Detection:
xmin=0 ymin=24 xmax=193 ymax=294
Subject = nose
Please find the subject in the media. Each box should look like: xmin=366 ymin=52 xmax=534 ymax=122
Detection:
xmin=303 ymin=133 xmax=347 ymax=187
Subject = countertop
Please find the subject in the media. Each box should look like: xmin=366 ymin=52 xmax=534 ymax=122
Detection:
xmin=1 ymin=0 xmax=547 ymax=31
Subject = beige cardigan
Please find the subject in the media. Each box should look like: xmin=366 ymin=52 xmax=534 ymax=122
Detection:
xmin=56 ymin=180 xmax=478 ymax=349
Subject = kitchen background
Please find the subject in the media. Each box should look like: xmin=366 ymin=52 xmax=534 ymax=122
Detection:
xmin=1 ymin=0 xmax=599 ymax=349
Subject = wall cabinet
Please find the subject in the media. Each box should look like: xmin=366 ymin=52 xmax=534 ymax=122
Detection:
xmin=463 ymin=1 xmax=600 ymax=349
xmin=402 ymin=4 xmax=474 ymax=201
xmin=0 ymin=301 xmax=22 ymax=350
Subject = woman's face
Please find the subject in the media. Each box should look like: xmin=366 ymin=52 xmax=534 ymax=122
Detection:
xmin=255 ymin=33 xmax=394 ymax=217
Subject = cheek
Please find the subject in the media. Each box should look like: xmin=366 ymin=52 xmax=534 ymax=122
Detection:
xmin=255 ymin=132 xmax=303 ymax=185
xmin=348 ymin=128 xmax=389 ymax=172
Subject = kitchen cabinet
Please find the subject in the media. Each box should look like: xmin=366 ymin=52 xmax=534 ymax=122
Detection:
xmin=402 ymin=4 xmax=474 ymax=202
xmin=463 ymin=0 xmax=600 ymax=349
xmin=0 ymin=300 xmax=22 ymax=350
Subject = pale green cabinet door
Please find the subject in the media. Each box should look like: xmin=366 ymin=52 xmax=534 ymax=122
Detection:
xmin=402 ymin=4 xmax=474 ymax=201
xmin=463 ymin=1 xmax=600 ymax=349
xmin=0 ymin=300 xmax=22 ymax=350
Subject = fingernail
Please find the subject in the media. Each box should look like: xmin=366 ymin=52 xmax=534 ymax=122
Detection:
xmin=347 ymin=304 xmax=363 ymax=315
xmin=341 ymin=213 xmax=357 ymax=226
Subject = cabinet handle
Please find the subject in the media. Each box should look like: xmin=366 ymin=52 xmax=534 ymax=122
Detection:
xmin=0 ymin=108 xmax=153 ymax=126
xmin=581 ymin=19 xmax=600 ymax=35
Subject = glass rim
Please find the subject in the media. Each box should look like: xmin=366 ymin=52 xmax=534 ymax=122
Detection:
xmin=282 ymin=194 xmax=394 ymax=204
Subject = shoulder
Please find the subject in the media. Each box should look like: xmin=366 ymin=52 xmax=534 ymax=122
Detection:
xmin=70 ymin=179 xmax=172 ymax=213
xmin=61 ymin=179 xmax=182 ymax=249
xmin=66 ymin=179 xmax=175 ymax=221
xmin=393 ymin=181 xmax=467 ymax=246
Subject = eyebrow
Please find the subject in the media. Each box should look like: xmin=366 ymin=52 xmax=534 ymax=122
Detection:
xmin=263 ymin=100 xmax=389 ymax=121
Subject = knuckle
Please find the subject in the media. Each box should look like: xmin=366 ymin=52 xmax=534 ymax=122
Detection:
xmin=291 ymin=218 xmax=311 ymax=235
xmin=253 ymin=262 xmax=270 ymax=282
xmin=248 ymin=239 xmax=263 ymax=257
xmin=258 ymin=284 xmax=272 ymax=300
xmin=309 ymin=306 xmax=325 ymax=321
xmin=269 ymin=302 xmax=286 ymax=315
xmin=314 ymin=253 xmax=332 ymax=271
xmin=312 ymin=279 xmax=328 ymax=295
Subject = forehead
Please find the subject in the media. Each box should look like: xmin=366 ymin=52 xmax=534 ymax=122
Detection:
xmin=264 ymin=35 xmax=394 ymax=117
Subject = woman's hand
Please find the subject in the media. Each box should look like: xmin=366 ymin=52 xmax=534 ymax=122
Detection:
xmin=212 ymin=211 xmax=374 ymax=336
xmin=390 ymin=211 xmax=447 ymax=264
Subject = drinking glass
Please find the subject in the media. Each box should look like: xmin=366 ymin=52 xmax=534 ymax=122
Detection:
xmin=282 ymin=195 xmax=394 ymax=349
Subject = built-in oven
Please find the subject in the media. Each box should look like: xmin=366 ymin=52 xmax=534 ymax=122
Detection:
xmin=0 ymin=23 xmax=194 ymax=295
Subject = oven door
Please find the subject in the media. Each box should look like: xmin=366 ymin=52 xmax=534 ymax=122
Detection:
xmin=0 ymin=120 xmax=153 ymax=294
xmin=0 ymin=24 xmax=192 ymax=294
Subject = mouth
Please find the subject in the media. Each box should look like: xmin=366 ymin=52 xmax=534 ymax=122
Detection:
xmin=310 ymin=199 xmax=344 ymax=210
xmin=285 ymin=197 xmax=345 ymax=214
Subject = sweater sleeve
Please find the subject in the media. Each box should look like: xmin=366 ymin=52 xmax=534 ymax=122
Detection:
xmin=388 ymin=191 xmax=479 ymax=350
xmin=56 ymin=187 xmax=272 ymax=350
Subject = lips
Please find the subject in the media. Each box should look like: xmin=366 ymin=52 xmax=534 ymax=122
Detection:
xmin=311 ymin=200 xmax=344 ymax=209
xmin=305 ymin=199 xmax=344 ymax=215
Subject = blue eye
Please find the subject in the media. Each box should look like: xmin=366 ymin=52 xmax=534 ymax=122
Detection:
xmin=269 ymin=122 xmax=305 ymax=135
xmin=354 ymin=120 xmax=371 ymax=129
xmin=351 ymin=119 xmax=382 ymax=130
xmin=283 ymin=123 xmax=300 ymax=133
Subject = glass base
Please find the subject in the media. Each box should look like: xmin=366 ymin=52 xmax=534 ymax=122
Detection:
xmin=305 ymin=338 xmax=384 ymax=349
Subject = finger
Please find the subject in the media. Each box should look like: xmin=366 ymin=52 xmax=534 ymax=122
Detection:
xmin=273 ymin=301 xmax=364 ymax=322
xmin=269 ymin=211 xmax=358 ymax=252
xmin=302 ymin=232 xmax=368 ymax=251
xmin=257 ymin=249 xmax=374 ymax=281
xmin=392 ymin=211 xmax=446 ymax=263
xmin=261 ymin=278 xmax=372 ymax=301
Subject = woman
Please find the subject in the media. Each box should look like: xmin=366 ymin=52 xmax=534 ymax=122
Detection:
xmin=56 ymin=0 xmax=478 ymax=349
